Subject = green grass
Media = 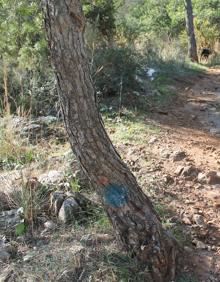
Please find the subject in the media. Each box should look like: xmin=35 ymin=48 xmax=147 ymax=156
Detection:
xmin=154 ymin=202 xmax=192 ymax=247
xmin=0 ymin=128 xmax=37 ymax=170
xmin=103 ymin=112 xmax=160 ymax=145
xmin=88 ymin=206 xmax=111 ymax=231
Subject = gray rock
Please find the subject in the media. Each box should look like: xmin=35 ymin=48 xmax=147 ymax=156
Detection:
xmin=193 ymin=239 xmax=206 ymax=249
xmin=172 ymin=150 xmax=186 ymax=162
xmin=182 ymin=216 xmax=192 ymax=225
xmin=58 ymin=197 xmax=82 ymax=223
xmin=174 ymin=165 xmax=184 ymax=175
xmin=207 ymin=171 xmax=220 ymax=185
xmin=23 ymin=251 xmax=35 ymax=262
xmin=197 ymin=172 xmax=207 ymax=184
xmin=39 ymin=170 xmax=64 ymax=185
xmin=44 ymin=220 xmax=56 ymax=230
xmin=160 ymin=149 xmax=171 ymax=159
xmin=21 ymin=123 xmax=41 ymax=134
xmin=193 ymin=214 xmax=206 ymax=227
xmin=184 ymin=246 xmax=193 ymax=253
xmin=36 ymin=116 xmax=58 ymax=125
xmin=181 ymin=165 xmax=198 ymax=179
xmin=50 ymin=191 xmax=66 ymax=215
xmin=148 ymin=137 xmax=158 ymax=144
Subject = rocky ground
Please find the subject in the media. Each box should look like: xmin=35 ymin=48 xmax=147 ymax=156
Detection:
xmin=0 ymin=67 xmax=220 ymax=281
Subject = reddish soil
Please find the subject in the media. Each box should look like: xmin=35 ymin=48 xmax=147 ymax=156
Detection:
xmin=146 ymin=67 xmax=220 ymax=281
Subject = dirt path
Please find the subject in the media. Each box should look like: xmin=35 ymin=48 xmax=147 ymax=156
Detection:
xmin=147 ymin=68 xmax=220 ymax=281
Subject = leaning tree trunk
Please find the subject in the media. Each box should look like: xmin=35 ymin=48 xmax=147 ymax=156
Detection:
xmin=41 ymin=1 xmax=177 ymax=281
xmin=184 ymin=0 xmax=198 ymax=62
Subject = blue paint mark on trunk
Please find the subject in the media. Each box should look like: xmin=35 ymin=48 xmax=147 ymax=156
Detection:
xmin=104 ymin=183 xmax=128 ymax=207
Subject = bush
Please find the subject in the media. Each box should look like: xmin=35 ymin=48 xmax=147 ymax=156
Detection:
xmin=92 ymin=46 xmax=145 ymax=96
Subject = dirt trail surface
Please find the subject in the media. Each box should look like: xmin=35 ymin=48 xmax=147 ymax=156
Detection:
xmin=146 ymin=67 xmax=220 ymax=281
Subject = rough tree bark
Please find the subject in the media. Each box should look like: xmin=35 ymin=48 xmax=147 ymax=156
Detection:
xmin=184 ymin=0 xmax=198 ymax=62
xmin=41 ymin=1 xmax=177 ymax=281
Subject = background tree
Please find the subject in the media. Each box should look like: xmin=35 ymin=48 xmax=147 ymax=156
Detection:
xmin=184 ymin=0 xmax=198 ymax=62
xmin=41 ymin=1 xmax=177 ymax=281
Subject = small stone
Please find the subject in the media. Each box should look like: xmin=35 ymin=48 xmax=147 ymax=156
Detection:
xmin=50 ymin=191 xmax=66 ymax=215
xmin=181 ymin=165 xmax=198 ymax=179
xmin=38 ymin=170 xmax=64 ymax=185
xmin=164 ymin=175 xmax=174 ymax=184
xmin=193 ymin=239 xmax=206 ymax=249
xmin=23 ymin=252 xmax=35 ymax=262
xmin=182 ymin=216 xmax=192 ymax=225
xmin=197 ymin=172 xmax=207 ymax=184
xmin=207 ymin=171 xmax=220 ymax=185
xmin=184 ymin=246 xmax=193 ymax=252
xmin=148 ymin=137 xmax=158 ymax=144
xmin=174 ymin=166 xmax=184 ymax=175
xmin=193 ymin=214 xmax=206 ymax=227
xmin=44 ymin=220 xmax=56 ymax=230
xmin=160 ymin=149 xmax=170 ymax=159
xmin=172 ymin=150 xmax=186 ymax=162
xmin=80 ymin=234 xmax=93 ymax=246
xmin=58 ymin=197 xmax=81 ymax=223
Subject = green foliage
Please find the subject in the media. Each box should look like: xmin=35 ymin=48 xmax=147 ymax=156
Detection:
xmin=0 ymin=0 xmax=55 ymax=117
xmin=70 ymin=178 xmax=81 ymax=192
xmin=93 ymin=46 xmax=145 ymax=96
xmin=84 ymin=0 xmax=116 ymax=41
xmin=0 ymin=122 xmax=37 ymax=170
xmin=16 ymin=180 xmax=51 ymax=229
xmin=15 ymin=221 xmax=26 ymax=236
xmin=117 ymin=0 xmax=220 ymax=51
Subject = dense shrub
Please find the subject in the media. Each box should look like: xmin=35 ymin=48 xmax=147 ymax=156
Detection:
xmin=92 ymin=46 xmax=145 ymax=96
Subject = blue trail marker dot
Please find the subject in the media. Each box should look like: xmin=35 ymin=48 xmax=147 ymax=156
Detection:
xmin=104 ymin=183 xmax=128 ymax=207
